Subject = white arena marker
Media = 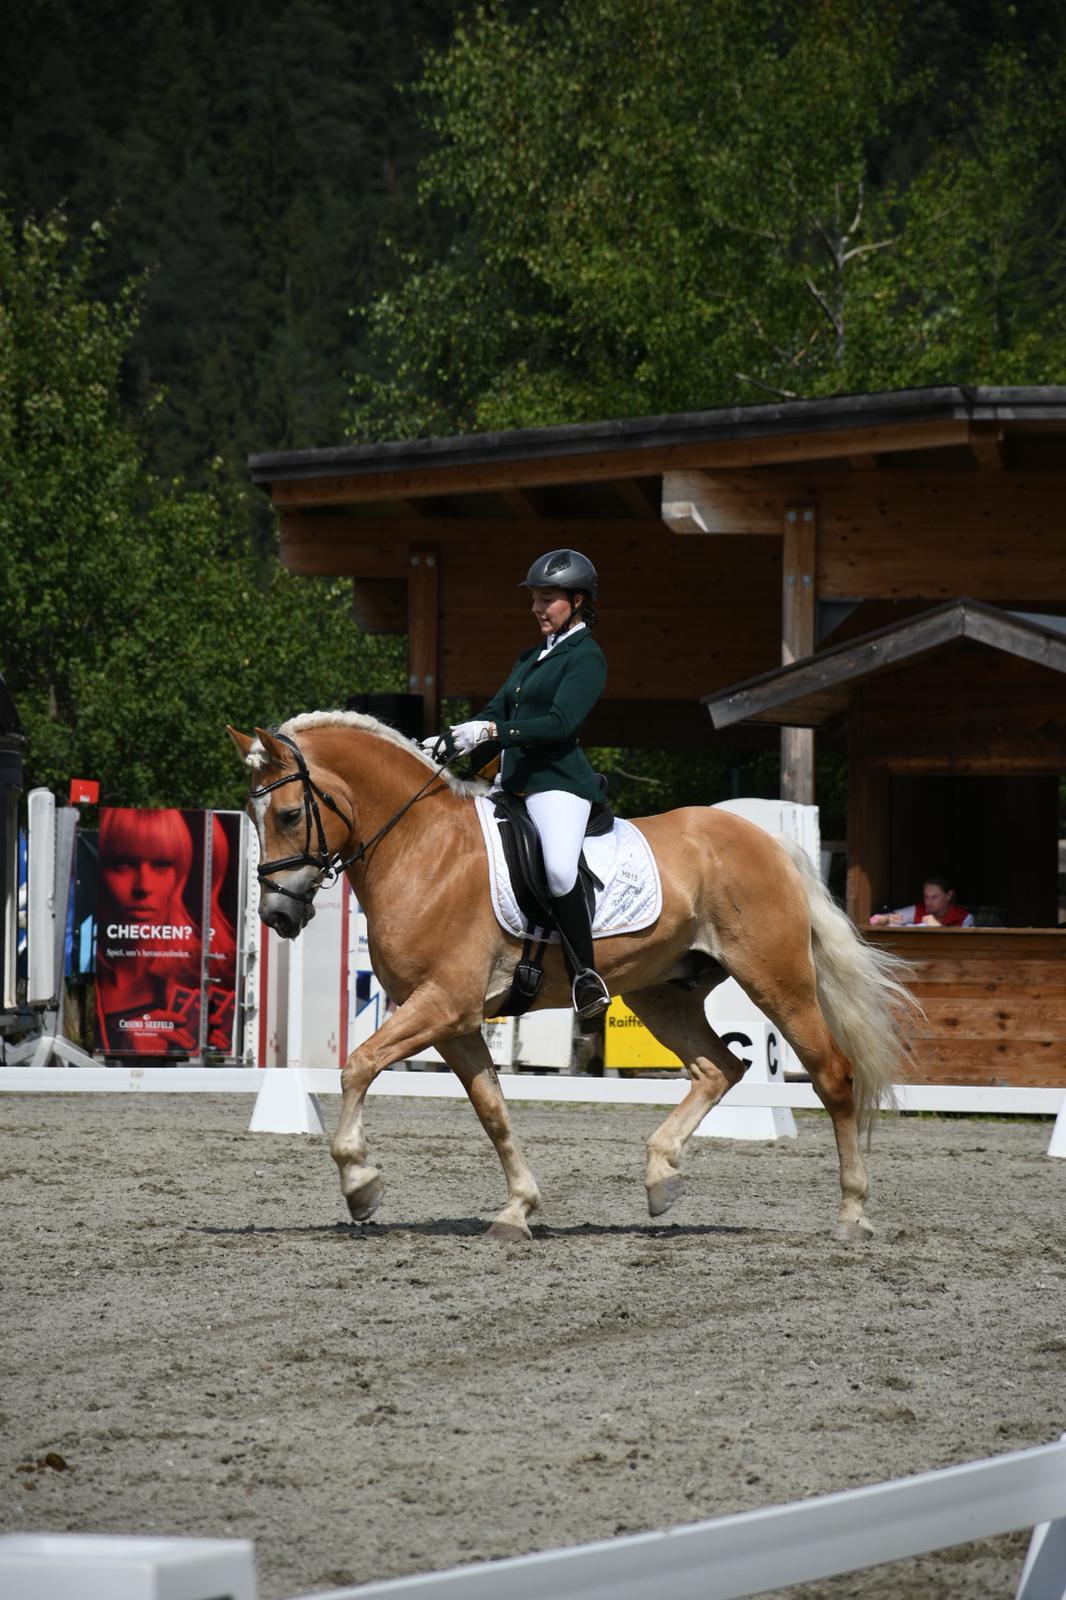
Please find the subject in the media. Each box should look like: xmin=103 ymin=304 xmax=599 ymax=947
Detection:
xmin=248 ymin=1067 xmax=325 ymax=1135
xmin=1048 ymin=1098 xmax=1066 ymax=1160
xmin=0 ymin=1533 xmax=256 ymax=1600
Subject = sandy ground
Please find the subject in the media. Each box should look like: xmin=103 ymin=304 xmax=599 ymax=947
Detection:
xmin=1 ymin=1089 xmax=1063 ymax=1599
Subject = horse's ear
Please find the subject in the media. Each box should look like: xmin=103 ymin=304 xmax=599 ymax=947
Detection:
xmin=253 ymin=727 xmax=294 ymax=769
xmin=226 ymin=726 xmax=256 ymax=763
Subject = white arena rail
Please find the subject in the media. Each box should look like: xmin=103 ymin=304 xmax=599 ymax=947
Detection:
xmin=0 ymin=1064 xmax=1063 ymax=1114
xmin=3 ymin=1437 xmax=1062 ymax=1600
xmin=1 ymin=1065 xmax=1064 ymax=1152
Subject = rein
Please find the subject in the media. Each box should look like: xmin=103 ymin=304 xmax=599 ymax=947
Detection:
xmin=251 ymin=730 xmax=463 ymax=906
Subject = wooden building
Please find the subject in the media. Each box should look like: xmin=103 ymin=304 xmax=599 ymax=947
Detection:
xmin=250 ymin=385 xmax=1066 ymax=1087
xmin=706 ymin=600 xmax=1066 ymax=1087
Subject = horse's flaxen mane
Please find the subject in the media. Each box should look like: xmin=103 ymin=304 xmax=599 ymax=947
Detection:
xmin=247 ymin=709 xmax=487 ymax=796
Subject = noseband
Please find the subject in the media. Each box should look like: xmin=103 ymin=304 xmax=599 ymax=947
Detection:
xmin=250 ymin=731 xmax=462 ymax=907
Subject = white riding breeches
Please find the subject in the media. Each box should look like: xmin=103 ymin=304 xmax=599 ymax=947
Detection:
xmin=524 ymin=789 xmax=593 ymax=898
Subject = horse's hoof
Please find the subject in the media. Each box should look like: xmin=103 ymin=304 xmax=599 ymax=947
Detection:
xmin=832 ymin=1217 xmax=873 ymax=1242
xmin=647 ymin=1173 xmax=684 ymax=1217
xmin=345 ymin=1175 xmax=384 ymax=1221
xmin=485 ymin=1221 xmax=532 ymax=1244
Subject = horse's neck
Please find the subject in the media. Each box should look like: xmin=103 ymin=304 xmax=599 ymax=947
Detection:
xmin=309 ymin=724 xmax=475 ymax=885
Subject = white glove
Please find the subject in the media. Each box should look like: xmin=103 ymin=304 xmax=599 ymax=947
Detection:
xmin=449 ymin=720 xmax=493 ymax=755
xmin=419 ymin=733 xmax=442 ymax=754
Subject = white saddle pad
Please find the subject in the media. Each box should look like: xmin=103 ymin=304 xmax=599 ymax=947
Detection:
xmin=474 ymin=794 xmax=662 ymax=942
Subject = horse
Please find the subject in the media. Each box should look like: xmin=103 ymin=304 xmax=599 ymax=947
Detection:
xmin=228 ymin=710 xmax=914 ymax=1243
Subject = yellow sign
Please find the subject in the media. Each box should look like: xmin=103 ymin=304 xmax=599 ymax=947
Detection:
xmin=604 ymin=999 xmax=684 ymax=1071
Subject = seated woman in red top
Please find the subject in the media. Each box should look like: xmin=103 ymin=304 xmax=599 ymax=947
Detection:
xmin=869 ymin=875 xmax=974 ymax=928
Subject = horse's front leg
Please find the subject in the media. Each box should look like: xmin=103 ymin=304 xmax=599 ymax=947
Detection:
xmin=331 ymin=984 xmax=467 ymax=1220
xmin=437 ymin=1033 xmax=541 ymax=1242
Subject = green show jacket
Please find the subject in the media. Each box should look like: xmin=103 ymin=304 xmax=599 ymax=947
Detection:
xmin=478 ymin=628 xmax=607 ymax=801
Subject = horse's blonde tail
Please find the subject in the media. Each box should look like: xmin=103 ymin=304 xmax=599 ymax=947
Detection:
xmin=779 ymin=839 xmax=918 ymax=1134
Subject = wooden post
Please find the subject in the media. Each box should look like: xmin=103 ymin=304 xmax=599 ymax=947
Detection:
xmin=781 ymin=504 xmax=816 ymax=804
xmin=407 ymin=546 xmax=440 ymax=734
xmin=846 ymin=692 xmax=890 ymax=926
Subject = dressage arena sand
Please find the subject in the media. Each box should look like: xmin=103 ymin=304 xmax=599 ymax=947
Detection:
xmin=2 ymin=1091 xmax=1063 ymax=1599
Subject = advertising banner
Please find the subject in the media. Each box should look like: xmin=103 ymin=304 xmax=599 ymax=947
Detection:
xmin=92 ymin=807 xmax=246 ymax=1059
xmin=94 ymin=808 xmax=205 ymax=1056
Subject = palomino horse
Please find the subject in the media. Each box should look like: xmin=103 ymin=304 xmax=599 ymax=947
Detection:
xmin=229 ymin=711 xmax=913 ymax=1242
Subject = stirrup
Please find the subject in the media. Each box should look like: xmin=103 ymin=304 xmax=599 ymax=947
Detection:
xmin=572 ymin=969 xmax=610 ymax=1023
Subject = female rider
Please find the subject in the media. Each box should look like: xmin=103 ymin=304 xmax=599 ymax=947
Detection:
xmin=430 ymin=548 xmax=610 ymax=1022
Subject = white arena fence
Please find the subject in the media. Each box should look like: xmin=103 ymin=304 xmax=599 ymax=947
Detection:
xmin=1 ymin=1065 xmax=1065 ymax=1156
xmin=2 ymin=1434 xmax=1064 ymax=1599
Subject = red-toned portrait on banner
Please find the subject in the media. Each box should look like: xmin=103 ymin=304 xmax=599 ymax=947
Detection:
xmin=206 ymin=812 xmax=241 ymax=1054
xmin=94 ymin=807 xmax=203 ymax=1056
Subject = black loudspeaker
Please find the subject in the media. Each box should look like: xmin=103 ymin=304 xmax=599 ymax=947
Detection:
xmin=343 ymin=693 xmax=425 ymax=742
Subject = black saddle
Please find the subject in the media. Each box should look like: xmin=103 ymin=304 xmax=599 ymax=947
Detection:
xmin=491 ymin=784 xmax=613 ymax=1016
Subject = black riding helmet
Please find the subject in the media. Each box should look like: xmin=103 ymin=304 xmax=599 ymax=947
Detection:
xmin=520 ymin=548 xmax=599 ymax=600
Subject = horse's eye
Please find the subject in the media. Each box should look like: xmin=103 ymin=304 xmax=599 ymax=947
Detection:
xmin=278 ymin=807 xmax=303 ymax=828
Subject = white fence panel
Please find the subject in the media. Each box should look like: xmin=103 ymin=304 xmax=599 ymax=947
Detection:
xmin=288 ymin=1437 xmax=1066 ymax=1600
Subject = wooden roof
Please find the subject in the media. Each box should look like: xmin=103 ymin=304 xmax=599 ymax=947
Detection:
xmin=705 ymin=601 xmax=1066 ymax=730
xmin=250 ymin=387 xmax=1066 ymax=505
xmin=246 ymin=387 xmax=1066 ymax=746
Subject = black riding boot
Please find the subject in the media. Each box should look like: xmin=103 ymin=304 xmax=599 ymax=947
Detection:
xmin=551 ymin=882 xmax=610 ymax=1026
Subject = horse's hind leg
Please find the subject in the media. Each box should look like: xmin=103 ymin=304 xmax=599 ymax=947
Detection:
xmin=768 ymin=999 xmax=873 ymax=1242
xmin=623 ymin=984 xmax=745 ymax=1218
xmin=724 ymin=950 xmax=873 ymax=1239
xmin=437 ymin=1033 xmax=541 ymax=1242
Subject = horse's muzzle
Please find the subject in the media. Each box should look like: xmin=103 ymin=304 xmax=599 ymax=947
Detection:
xmin=259 ymin=890 xmax=316 ymax=939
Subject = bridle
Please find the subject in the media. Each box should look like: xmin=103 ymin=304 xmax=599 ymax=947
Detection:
xmin=250 ymin=730 xmax=463 ymax=907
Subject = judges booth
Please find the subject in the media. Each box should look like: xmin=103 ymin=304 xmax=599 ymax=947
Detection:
xmin=707 ymin=601 xmax=1066 ymax=1088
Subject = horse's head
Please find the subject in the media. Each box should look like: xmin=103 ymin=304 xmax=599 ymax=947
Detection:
xmin=227 ymin=725 xmax=354 ymax=939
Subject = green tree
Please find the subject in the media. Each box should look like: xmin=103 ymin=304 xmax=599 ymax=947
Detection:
xmin=348 ymin=0 xmax=1066 ymax=438
xmin=0 ymin=209 xmax=402 ymax=809
xmin=1 ymin=0 xmax=462 ymax=533
xmin=859 ymin=46 xmax=1066 ymax=386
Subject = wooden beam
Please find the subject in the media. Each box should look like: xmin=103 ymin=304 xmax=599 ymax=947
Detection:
xmin=846 ymin=693 xmax=890 ymax=926
xmin=707 ymin=605 xmax=1066 ymax=731
xmin=780 ymin=504 xmax=816 ymax=804
xmin=278 ymin=516 xmax=641 ymax=576
xmin=849 ymin=454 xmax=879 ymax=470
xmin=283 ymin=468 xmax=1066 ymax=604
xmin=812 ymin=474 xmax=1066 ymax=599
xmin=280 ymin=532 xmax=408 ymax=578
xmin=660 ymin=499 xmax=710 ymax=534
xmin=268 ymin=419 xmax=974 ymax=508
xmin=969 ymin=422 xmax=1005 ymax=470
xmin=782 ymin=505 xmax=817 ymax=663
xmin=614 ymin=477 xmax=661 ymax=518
xmin=407 ymin=547 xmax=440 ymax=731
xmin=781 ymin=727 xmax=815 ymax=803
xmin=499 ymin=487 xmax=544 ymax=518
xmin=662 ymin=470 xmax=802 ymax=534
xmin=707 ymin=607 xmax=959 ymax=728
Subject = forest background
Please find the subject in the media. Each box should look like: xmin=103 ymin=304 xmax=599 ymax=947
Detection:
xmin=1 ymin=0 xmax=1064 ymax=817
